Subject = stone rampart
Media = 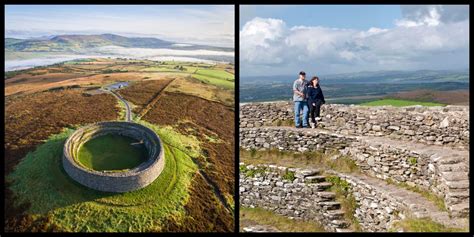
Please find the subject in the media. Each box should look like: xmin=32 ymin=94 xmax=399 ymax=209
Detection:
xmin=240 ymin=102 xmax=469 ymax=149
xmin=240 ymin=127 xmax=469 ymax=217
xmin=63 ymin=121 xmax=164 ymax=193
xmin=240 ymin=163 xmax=350 ymax=232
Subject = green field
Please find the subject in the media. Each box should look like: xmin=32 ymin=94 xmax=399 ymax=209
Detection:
xmin=360 ymin=99 xmax=445 ymax=107
xmin=196 ymin=69 xmax=234 ymax=81
xmin=190 ymin=68 xmax=234 ymax=90
xmin=192 ymin=74 xmax=234 ymax=89
xmin=7 ymin=122 xmax=201 ymax=232
xmin=77 ymin=134 xmax=148 ymax=171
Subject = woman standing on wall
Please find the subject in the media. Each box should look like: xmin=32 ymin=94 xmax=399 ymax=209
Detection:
xmin=307 ymin=76 xmax=325 ymax=129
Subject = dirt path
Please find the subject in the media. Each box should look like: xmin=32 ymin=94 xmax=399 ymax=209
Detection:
xmin=136 ymin=78 xmax=176 ymax=120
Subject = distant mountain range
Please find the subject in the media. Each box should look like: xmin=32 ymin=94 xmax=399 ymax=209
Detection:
xmin=5 ymin=33 xmax=233 ymax=53
xmin=241 ymin=69 xmax=469 ymax=85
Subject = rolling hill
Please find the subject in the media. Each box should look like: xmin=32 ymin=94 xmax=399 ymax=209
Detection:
xmin=240 ymin=69 xmax=469 ymax=104
xmin=5 ymin=33 xmax=233 ymax=53
xmin=241 ymin=69 xmax=469 ymax=85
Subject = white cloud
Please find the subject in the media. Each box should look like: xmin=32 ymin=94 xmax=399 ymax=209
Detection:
xmin=395 ymin=5 xmax=442 ymax=27
xmin=240 ymin=5 xmax=469 ymax=76
xmin=399 ymin=5 xmax=468 ymax=24
xmin=240 ymin=17 xmax=287 ymax=64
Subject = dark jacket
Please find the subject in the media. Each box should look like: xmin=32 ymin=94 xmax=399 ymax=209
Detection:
xmin=307 ymin=85 xmax=325 ymax=106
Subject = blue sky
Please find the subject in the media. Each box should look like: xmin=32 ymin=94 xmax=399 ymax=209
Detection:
xmin=240 ymin=5 xmax=469 ymax=76
xmin=240 ymin=5 xmax=402 ymax=30
xmin=5 ymin=5 xmax=234 ymax=47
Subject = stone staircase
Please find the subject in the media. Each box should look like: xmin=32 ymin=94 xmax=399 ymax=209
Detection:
xmin=353 ymin=133 xmax=470 ymax=218
xmin=240 ymin=164 xmax=353 ymax=232
xmin=240 ymin=125 xmax=470 ymax=231
xmin=328 ymin=170 xmax=469 ymax=231
xmin=243 ymin=125 xmax=469 ymax=219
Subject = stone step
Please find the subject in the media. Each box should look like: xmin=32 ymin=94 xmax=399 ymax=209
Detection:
xmin=445 ymin=180 xmax=469 ymax=190
xmin=319 ymin=201 xmax=341 ymax=210
xmin=316 ymin=191 xmax=336 ymax=200
xmin=449 ymin=203 xmax=470 ymax=217
xmin=325 ymin=209 xmax=345 ymax=219
xmin=330 ymin=219 xmax=351 ymax=228
xmin=438 ymin=163 xmax=469 ymax=172
xmin=305 ymin=175 xmax=326 ymax=183
xmin=438 ymin=156 xmax=465 ymax=165
xmin=446 ymin=190 xmax=470 ymax=199
xmin=336 ymin=228 xmax=353 ymax=232
xmin=295 ymin=169 xmax=321 ymax=178
xmin=441 ymin=172 xmax=469 ymax=182
xmin=315 ymin=182 xmax=332 ymax=190
xmin=327 ymin=170 xmax=469 ymax=230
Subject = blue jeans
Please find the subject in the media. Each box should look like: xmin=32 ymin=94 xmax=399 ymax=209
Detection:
xmin=294 ymin=101 xmax=309 ymax=127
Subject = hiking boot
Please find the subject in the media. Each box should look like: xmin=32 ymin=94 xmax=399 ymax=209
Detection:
xmin=310 ymin=122 xmax=315 ymax=129
xmin=316 ymin=117 xmax=322 ymax=121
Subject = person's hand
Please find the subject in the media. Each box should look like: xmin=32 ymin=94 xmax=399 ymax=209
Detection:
xmin=312 ymin=103 xmax=316 ymax=106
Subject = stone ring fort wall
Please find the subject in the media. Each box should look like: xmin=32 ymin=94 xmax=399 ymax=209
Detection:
xmin=63 ymin=121 xmax=165 ymax=193
xmin=240 ymin=102 xmax=469 ymax=148
xmin=240 ymin=102 xmax=469 ymax=219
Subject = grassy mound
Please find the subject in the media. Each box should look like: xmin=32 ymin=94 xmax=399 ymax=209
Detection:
xmin=7 ymin=123 xmax=200 ymax=232
xmin=77 ymin=134 xmax=148 ymax=171
xmin=360 ymin=99 xmax=444 ymax=107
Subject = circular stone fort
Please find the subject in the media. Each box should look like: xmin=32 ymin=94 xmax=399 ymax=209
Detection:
xmin=63 ymin=121 xmax=164 ymax=193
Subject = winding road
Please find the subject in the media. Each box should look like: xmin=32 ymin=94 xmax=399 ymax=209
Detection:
xmin=105 ymin=89 xmax=132 ymax=122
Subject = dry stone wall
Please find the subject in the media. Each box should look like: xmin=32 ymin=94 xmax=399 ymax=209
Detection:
xmin=63 ymin=121 xmax=164 ymax=193
xmin=240 ymin=102 xmax=469 ymax=149
xmin=240 ymin=126 xmax=469 ymax=218
xmin=240 ymin=163 xmax=351 ymax=232
xmin=325 ymin=171 xmax=406 ymax=232
xmin=240 ymin=127 xmax=355 ymax=153
xmin=340 ymin=136 xmax=469 ymax=217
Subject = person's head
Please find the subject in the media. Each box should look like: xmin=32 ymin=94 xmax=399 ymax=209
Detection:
xmin=299 ymin=71 xmax=306 ymax=80
xmin=310 ymin=76 xmax=320 ymax=87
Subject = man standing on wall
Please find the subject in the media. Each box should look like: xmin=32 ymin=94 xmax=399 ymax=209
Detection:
xmin=293 ymin=71 xmax=309 ymax=128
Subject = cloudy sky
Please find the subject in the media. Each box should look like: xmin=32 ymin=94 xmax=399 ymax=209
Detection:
xmin=240 ymin=5 xmax=469 ymax=76
xmin=5 ymin=5 xmax=234 ymax=47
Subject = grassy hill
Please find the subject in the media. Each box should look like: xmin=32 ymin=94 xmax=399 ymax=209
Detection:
xmin=5 ymin=34 xmax=233 ymax=53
